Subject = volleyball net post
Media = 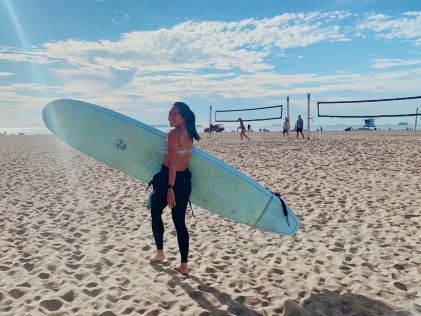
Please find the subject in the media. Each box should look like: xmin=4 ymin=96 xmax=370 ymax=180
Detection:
xmin=208 ymin=106 xmax=212 ymax=138
xmin=307 ymin=93 xmax=311 ymax=140
xmin=287 ymin=96 xmax=290 ymax=138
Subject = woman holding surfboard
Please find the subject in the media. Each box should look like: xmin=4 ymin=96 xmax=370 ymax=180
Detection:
xmin=149 ymin=102 xmax=200 ymax=276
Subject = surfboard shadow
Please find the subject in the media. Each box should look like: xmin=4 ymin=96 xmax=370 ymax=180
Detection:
xmin=150 ymin=263 xmax=261 ymax=316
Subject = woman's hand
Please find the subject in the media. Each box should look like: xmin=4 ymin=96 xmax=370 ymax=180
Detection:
xmin=167 ymin=188 xmax=176 ymax=209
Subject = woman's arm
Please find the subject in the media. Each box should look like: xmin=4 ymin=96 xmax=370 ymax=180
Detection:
xmin=166 ymin=131 xmax=178 ymax=208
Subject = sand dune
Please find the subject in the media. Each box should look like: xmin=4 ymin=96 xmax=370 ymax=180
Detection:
xmin=0 ymin=131 xmax=420 ymax=315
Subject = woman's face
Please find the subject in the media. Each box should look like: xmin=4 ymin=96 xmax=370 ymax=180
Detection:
xmin=168 ymin=106 xmax=185 ymax=128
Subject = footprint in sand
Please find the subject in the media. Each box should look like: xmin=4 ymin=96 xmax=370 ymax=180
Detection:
xmin=40 ymin=299 xmax=63 ymax=312
xmin=38 ymin=272 xmax=50 ymax=280
xmin=83 ymin=288 xmax=102 ymax=298
xmin=61 ymin=290 xmax=74 ymax=302
xmin=9 ymin=289 xmax=24 ymax=299
xmin=393 ymin=282 xmax=408 ymax=291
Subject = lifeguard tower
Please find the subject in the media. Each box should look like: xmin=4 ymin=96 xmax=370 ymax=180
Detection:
xmin=363 ymin=118 xmax=375 ymax=129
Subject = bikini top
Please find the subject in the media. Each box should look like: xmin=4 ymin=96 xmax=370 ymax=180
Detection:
xmin=164 ymin=130 xmax=193 ymax=155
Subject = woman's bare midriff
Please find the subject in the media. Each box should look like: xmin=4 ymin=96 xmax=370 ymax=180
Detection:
xmin=163 ymin=152 xmax=191 ymax=171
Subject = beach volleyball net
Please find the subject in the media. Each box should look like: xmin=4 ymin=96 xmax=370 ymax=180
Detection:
xmin=317 ymin=96 xmax=421 ymax=118
xmin=214 ymin=105 xmax=283 ymax=122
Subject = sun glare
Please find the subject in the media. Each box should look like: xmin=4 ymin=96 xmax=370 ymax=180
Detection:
xmin=4 ymin=0 xmax=44 ymax=85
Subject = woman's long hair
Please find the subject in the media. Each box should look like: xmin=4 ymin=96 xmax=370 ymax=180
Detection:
xmin=173 ymin=102 xmax=201 ymax=141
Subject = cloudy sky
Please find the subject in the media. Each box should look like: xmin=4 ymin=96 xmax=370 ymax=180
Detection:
xmin=1 ymin=0 xmax=421 ymax=129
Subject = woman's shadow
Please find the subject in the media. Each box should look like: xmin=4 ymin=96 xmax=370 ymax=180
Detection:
xmin=150 ymin=263 xmax=261 ymax=316
xmin=151 ymin=263 xmax=415 ymax=316
xmin=284 ymin=289 xmax=412 ymax=316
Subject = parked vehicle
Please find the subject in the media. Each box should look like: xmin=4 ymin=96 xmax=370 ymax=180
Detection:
xmin=204 ymin=124 xmax=225 ymax=133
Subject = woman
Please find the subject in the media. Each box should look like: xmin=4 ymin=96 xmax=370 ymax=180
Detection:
xmin=283 ymin=117 xmax=290 ymax=137
xmin=238 ymin=118 xmax=250 ymax=141
xmin=149 ymin=102 xmax=200 ymax=276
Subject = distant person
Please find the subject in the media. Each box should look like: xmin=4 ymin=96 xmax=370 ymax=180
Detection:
xmin=247 ymin=124 xmax=251 ymax=132
xmin=238 ymin=118 xmax=250 ymax=141
xmin=282 ymin=117 xmax=290 ymax=137
xmin=320 ymin=126 xmax=323 ymax=132
xmin=295 ymin=115 xmax=304 ymax=139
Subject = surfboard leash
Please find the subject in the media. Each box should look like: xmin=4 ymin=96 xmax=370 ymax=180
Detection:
xmin=188 ymin=198 xmax=195 ymax=218
xmin=272 ymin=192 xmax=290 ymax=227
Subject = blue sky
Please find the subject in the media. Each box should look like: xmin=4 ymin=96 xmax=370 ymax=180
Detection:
xmin=1 ymin=0 xmax=421 ymax=129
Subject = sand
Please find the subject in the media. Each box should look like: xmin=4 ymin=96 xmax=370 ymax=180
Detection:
xmin=0 ymin=131 xmax=420 ymax=315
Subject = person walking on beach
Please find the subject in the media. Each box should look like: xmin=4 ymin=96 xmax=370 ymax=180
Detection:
xmin=149 ymin=102 xmax=200 ymax=276
xmin=295 ymin=115 xmax=304 ymax=139
xmin=238 ymin=118 xmax=250 ymax=141
xmin=283 ymin=117 xmax=290 ymax=138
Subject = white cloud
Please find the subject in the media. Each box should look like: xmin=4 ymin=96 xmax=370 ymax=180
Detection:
xmin=0 ymin=47 xmax=59 ymax=64
xmin=0 ymin=12 xmax=350 ymax=74
xmin=114 ymin=67 xmax=421 ymax=101
xmin=51 ymin=67 xmax=114 ymax=81
xmin=0 ymin=72 xmax=13 ymax=77
xmin=2 ymin=65 xmax=421 ymax=127
xmin=358 ymin=12 xmax=421 ymax=46
xmin=371 ymin=58 xmax=421 ymax=69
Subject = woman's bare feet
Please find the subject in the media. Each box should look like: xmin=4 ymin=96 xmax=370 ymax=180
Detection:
xmin=176 ymin=262 xmax=190 ymax=275
xmin=149 ymin=250 xmax=165 ymax=263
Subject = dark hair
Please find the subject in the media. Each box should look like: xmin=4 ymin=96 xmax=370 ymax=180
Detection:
xmin=173 ymin=102 xmax=200 ymax=141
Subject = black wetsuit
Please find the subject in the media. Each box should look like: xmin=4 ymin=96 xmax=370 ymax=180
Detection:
xmin=150 ymin=164 xmax=192 ymax=263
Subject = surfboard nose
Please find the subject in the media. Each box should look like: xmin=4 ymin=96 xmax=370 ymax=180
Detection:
xmin=42 ymin=101 xmax=56 ymax=133
xmin=42 ymin=99 xmax=66 ymax=133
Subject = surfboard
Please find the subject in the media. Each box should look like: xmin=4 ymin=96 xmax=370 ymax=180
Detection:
xmin=42 ymin=99 xmax=300 ymax=236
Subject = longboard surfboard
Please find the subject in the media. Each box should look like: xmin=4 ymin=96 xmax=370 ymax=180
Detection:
xmin=42 ymin=99 xmax=300 ymax=236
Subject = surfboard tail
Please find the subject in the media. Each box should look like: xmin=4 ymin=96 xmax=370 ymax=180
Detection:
xmin=255 ymin=198 xmax=300 ymax=235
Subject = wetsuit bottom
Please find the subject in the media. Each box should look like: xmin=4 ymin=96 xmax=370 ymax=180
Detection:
xmin=150 ymin=165 xmax=191 ymax=263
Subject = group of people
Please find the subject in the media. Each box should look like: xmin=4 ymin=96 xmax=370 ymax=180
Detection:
xmin=237 ymin=115 xmax=305 ymax=141
xmin=238 ymin=115 xmax=304 ymax=140
xmin=282 ymin=115 xmax=305 ymax=139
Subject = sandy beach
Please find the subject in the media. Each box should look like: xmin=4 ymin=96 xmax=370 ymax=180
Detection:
xmin=0 ymin=131 xmax=420 ymax=315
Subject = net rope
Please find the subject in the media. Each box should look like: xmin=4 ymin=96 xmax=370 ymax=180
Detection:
xmin=318 ymin=95 xmax=421 ymax=118
xmin=214 ymin=105 xmax=283 ymax=122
